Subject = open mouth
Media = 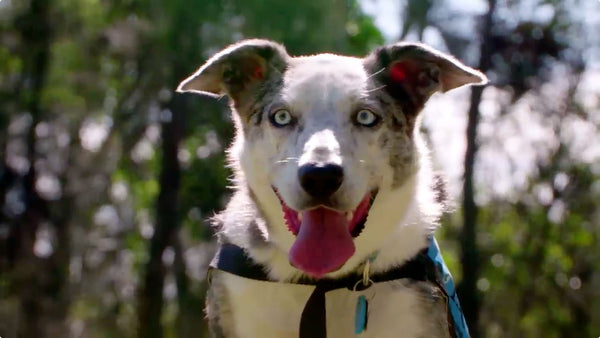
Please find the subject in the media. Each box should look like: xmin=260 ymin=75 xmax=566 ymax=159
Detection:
xmin=275 ymin=189 xmax=376 ymax=279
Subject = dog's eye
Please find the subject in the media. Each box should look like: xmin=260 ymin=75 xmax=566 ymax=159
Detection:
xmin=270 ymin=109 xmax=295 ymax=127
xmin=354 ymin=109 xmax=380 ymax=127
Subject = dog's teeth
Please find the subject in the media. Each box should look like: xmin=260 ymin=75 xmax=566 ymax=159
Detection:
xmin=346 ymin=212 xmax=353 ymax=221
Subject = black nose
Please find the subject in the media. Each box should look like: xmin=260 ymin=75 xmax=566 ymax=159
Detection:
xmin=298 ymin=163 xmax=344 ymax=199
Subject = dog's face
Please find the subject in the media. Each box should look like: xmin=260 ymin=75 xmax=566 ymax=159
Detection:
xmin=178 ymin=40 xmax=486 ymax=279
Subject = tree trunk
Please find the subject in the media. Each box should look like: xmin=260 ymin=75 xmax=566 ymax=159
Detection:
xmin=138 ymin=96 xmax=185 ymax=338
xmin=457 ymin=0 xmax=496 ymax=337
xmin=7 ymin=0 xmax=70 ymax=337
xmin=172 ymin=233 xmax=209 ymax=337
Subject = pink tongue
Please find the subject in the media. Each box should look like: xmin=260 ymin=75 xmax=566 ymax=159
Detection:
xmin=289 ymin=208 xmax=355 ymax=279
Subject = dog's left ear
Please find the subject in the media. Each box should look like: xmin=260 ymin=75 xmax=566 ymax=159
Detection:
xmin=176 ymin=39 xmax=289 ymax=103
xmin=363 ymin=42 xmax=487 ymax=109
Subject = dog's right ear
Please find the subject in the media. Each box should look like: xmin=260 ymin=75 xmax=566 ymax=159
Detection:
xmin=176 ymin=39 xmax=289 ymax=102
xmin=363 ymin=42 xmax=487 ymax=117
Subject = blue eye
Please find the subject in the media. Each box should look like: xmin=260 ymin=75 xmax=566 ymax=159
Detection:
xmin=354 ymin=109 xmax=379 ymax=127
xmin=270 ymin=109 xmax=294 ymax=127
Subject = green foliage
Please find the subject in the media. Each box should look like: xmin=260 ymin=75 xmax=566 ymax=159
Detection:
xmin=0 ymin=47 xmax=23 ymax=75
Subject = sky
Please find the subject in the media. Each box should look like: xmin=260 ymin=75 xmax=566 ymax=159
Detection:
xmin=360 ymin=0 xmax=488 ymax=42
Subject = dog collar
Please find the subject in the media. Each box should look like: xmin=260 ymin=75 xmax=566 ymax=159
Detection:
xmin=209 ymin=236 xmax=469 ymax=338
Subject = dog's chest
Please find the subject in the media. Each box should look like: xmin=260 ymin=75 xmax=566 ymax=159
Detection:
xmin=208 ymin=270 xmax=450 ymax=338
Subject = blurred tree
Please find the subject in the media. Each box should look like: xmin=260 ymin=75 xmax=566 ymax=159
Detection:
xmin=475 ymin=64 xmax=598 ymax=338
xmin=420 ymin=0 xmax=596 ymax=337
xmin=399 ymin=0 xmax=436 ymax=40
xmin=458 ymin=1 xmax=496 ymax=336
xmin=0 ymin=1 xmax=67 ymax=336
xmin=395 ymin=0 xmax=597 ymax=336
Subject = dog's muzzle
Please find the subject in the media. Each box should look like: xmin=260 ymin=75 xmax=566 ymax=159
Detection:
xmin=274 ymin=161 xmax=376 ymax=279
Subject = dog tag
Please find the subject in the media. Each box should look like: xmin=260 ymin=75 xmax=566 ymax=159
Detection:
xmin=354 ymin=295 xmax=368 ymax=334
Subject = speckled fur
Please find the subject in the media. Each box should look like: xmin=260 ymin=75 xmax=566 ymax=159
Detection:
xmin=178 ymin=39 xmax=486 ymax=337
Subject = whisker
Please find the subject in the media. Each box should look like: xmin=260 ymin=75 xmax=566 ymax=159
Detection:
xmin=366 ymin=68 xmax=385 ymax=80
xmin=365 ymin=84 xmax=387 ymax=93
xmin=276 ymin=157 xmax=299 ymax=164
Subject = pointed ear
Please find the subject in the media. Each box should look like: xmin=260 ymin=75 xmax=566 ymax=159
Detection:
xmin=176 ymin=39 xmax=289 ymax=101
xmin=363 ymin=42 xmax=487 ymax=110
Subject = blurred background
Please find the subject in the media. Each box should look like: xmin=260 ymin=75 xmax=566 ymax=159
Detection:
xmin=0 ymin=0 xmax=598 ymax=337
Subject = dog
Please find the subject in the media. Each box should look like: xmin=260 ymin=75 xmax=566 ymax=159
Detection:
xmin=177 ymin=39 xmax=486 ymax=338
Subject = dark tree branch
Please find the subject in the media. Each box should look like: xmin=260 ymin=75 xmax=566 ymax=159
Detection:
xmin=458 ymin=0 xmax=496 ymax=337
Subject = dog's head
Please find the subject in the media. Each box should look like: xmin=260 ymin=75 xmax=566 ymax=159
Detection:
xmin=178 ymin=39 xmax=486 ymax=279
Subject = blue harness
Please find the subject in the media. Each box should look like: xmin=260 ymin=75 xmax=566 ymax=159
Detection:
xmin=210 ymin=236 xmax=470 ymax=337
xmin=426 ymin=236 xmax=470 ymax=338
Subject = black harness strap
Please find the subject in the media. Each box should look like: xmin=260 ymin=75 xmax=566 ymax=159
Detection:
xmin=299 ymin=283 xmax=328 ymax=338
xmin=210 ymin=243 xmax=269 ymax=281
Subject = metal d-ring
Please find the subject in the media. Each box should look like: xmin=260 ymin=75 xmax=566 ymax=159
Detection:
xmin=353 ymin=278 xmax=373 ymax=292
xmin=352 ymin=260 xmax=374 ymax=291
